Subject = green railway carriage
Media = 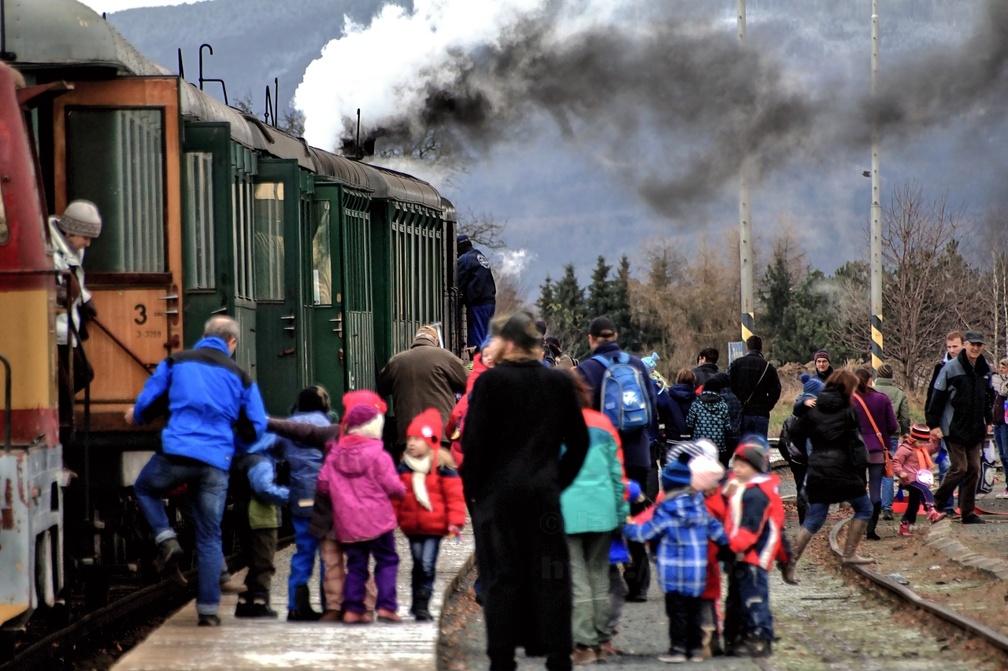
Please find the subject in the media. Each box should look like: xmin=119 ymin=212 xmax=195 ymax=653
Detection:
xmin=0 ymin=0 xmax=461 ymax=630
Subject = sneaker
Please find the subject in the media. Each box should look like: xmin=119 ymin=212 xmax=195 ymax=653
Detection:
xmin=962 ymin=513 xmax=986 ymax=525
xmin=881 ymin=508 xmax=894 ymax=521
xmin=197 ymin=614 xmax=221 ymax=627
xmin=376 ymin=608 xmax=402 ymax=623
xmin=745 ymin=636 xmax=772 ymax=658
xmin=658 ymin=651 xmax=687 ymax=663
xmin=599 ymin=640 xmax=623 ymax=658
xmin=898 ymin=521 xmax=912 ymax=537
xmin=998 ymin=490 xmax=1008 ymax=499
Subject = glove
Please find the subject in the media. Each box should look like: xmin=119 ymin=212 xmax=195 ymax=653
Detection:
xmin=626 ymin=480 xmax=642 ymax=502
xmin=716 ymin=544 xmax=735 ymax=563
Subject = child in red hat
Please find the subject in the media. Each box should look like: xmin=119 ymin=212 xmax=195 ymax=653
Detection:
xmin=394 ymin=408 xmax=466 ymax=620
xmin=892 ymin=424 xmax=946 ymax=535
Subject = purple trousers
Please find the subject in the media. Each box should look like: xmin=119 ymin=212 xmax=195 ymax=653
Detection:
xmin=343 ymin=531 xmax=399 ymax=613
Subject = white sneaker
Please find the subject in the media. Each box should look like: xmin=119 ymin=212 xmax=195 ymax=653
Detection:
xmin=658 ymin=652 xmax=687 ymax=663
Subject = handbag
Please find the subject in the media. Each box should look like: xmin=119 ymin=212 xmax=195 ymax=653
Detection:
xmin=852 ymin=393 xmax=892 ymax=478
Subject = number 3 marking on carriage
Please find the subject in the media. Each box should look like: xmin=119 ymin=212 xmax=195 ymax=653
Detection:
xmin=134 ymin=304 xmax=148 ymax=325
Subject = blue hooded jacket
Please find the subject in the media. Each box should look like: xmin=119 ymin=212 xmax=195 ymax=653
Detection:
xmin=275 ymin=411 xmax=331 ymax=518
xmin=133 ymin=336 xmax=268 ymax=471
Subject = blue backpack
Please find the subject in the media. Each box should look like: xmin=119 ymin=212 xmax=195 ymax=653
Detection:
xmin=592 ymin=353 xmax=652 ymax=431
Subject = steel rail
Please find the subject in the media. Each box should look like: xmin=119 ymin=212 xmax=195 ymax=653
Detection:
xmin=828 ymin=518 xmax=1008 ymax=654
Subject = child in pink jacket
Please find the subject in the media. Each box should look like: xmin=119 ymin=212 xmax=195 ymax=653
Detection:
xmin=317 ymin=395 xmax=406 ymax=623
xmin=892 ymin=423 xmax=946 ymax=535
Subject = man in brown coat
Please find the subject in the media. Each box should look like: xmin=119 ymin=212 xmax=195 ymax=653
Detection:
xmin=377 ymin=325 xmax=469 ymax=461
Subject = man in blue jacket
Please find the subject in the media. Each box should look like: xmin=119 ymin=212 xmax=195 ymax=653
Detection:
xmin=126 ymin=315 xmax=268 ymax=627
xmin=456 ymin=234 xmax=496 ymax=350
xmin=577 ymin=316 xmax=658 ymax=602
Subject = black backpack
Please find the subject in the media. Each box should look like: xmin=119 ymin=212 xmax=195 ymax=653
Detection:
xmin=778 ymin=415 xmax=806 ymax=465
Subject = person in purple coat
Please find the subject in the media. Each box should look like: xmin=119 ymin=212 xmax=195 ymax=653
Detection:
xmin=851 ymin=368 xmax=898 ymax=541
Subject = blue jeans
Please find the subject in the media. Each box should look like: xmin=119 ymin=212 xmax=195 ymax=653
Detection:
xmin=408 ymin=534 xmax=442 ymax=595
xmin=134 ymin=453 xmax=228 ymax=615
xmin=724 ymin=562 xmax=773 ymax=645
xmin=802 ymin=493 xmax=873 ymax=534
xmin=881 ymin=438 xmax=900 ymax=510
xmin=935 ymin=440 xmax=954 ymax=509
xmin=740 ymin=415 xmax=770 ymax=441
xmin=994 ymin=425 xmax=1008 ymax=489
xmin=288 ymin=517 xmax=324 ymax=610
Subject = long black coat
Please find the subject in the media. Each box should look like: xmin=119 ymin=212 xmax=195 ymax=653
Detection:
xmin=460 ymin=360 xmax=589 ymax=663
xmin=791 ymin=389 xmax=869 ymax=504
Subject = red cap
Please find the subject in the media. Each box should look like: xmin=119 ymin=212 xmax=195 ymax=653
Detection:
xmin=406 ymin=408 xmax=443 ymax=450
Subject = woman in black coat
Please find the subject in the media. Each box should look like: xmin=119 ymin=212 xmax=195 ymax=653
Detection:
xmin=461 ymin=311 xmax=590 ymax=671
xmin=783 ymin=370 xmax=874 ymax=583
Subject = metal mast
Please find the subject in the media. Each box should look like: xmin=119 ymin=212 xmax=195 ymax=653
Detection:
xmin=870 ymin=0 xmax=884 ymax=371
xmin=738 ymin=0 xmax=755 ymax=343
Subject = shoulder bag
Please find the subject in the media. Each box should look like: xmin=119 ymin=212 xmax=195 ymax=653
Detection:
xmin=852 ymin=393 xmax=892 ymax=477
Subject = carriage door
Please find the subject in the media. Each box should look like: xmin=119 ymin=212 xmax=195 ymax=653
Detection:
xmin=54 ymin=79 xmax=182 ymax=429
xmin=307 ymin=183 xmax=347 ymax=399
xmin=253 ymin=160 xmax=301 ymax=414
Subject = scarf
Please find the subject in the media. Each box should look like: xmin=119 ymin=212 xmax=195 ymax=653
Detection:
xmin=402 ymin=452 xmax=433 ymax=511
xmin=912 ymin=443 xmax=935 ymax=471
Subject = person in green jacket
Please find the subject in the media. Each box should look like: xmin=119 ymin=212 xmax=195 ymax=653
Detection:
xmin=561 ymin=374 xmax=630 ymax=665
xmin=874 ymin=363 xmax=910 ymax=520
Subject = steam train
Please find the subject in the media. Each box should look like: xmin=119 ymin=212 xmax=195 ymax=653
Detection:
xmin=0 ymin=0 xmax=460 ymax=641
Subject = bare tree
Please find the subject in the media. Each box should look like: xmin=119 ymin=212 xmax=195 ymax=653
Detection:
xmin=457 ymin=209 xmax=507 ymax=250
xmin=980 ymin=207 xmax=1008 ymax=359
xmin=882 ymin=181 xmax=969 ymax=392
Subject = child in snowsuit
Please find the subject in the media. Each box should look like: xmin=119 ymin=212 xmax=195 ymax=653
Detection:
xmin=317 ymin=393 xmax=406 ymax=623
xmin=720 ymin=439 xmax=788 ymax=658
xmin=624 ymin=454 xmax=728 ymax=663
xmin=393 ymin=408 xmax=466 ymax=621
xmin=232 ymin=433 xmax=289 ymax=618
xmin=274 ymin=385 xmax=332 ymax=621
xmin=893 ymin=423 xmax=947 ymax=535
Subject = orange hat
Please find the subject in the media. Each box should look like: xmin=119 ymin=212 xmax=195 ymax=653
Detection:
xmin=406 ymin=408 xmax=443 ymax=450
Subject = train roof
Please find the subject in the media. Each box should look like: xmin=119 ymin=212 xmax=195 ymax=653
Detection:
xmin=3 ymin=0 xmax=169 ymax=76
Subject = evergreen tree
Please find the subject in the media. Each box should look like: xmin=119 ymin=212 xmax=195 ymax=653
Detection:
xmin=586 ymin=256 xmax=613 ymax=320
xmin=543 ymin=265 xmax=589 ymax=359
xmin=537 ymin=275 xmax=555 ymax=325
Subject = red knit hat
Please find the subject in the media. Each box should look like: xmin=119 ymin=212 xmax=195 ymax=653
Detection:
xmin=909 ymin=424 xmax=932 ymax=442
xmin=406 ymin=408 xmax=443 ymax=450
xmin=340 ymin=390 xmax=387 ymax=438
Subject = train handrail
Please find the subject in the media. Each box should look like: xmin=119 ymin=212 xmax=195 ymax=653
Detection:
xmin=0 ymin=354 xmax=9 ymax=452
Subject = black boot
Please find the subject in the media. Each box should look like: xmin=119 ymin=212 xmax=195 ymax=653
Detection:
xmin=287 ymin=584 xmax=322 ymax=622
xmin=412 ymin=588 xmax=433 ymax=621
xmin=866 ymin=502 xmax=881 ymax=541
xmin=236 ymin=593 xmax=278 ymax=618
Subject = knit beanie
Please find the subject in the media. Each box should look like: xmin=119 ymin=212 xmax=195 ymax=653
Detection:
xmin=910 ymin=423 xmax=932 ymax=442
xmin=689 ymin=454 xmax=725 ymax=491
xmin=813 ymin=349 xmax=831 ymax=363
xmin=58 ymin=199 xmax=102 ymax=238
xmin=406 ymin=408 xmax=443 ymax=450
xmin=342 ymin=404 xmax=383 ymax=439
xmin=661 ymin=453 xmax=693 ymax=491
xmin=799 ymin=373 xmax=825 ymax=397
xmin=733 ymin=434 xmax=769 ymax=473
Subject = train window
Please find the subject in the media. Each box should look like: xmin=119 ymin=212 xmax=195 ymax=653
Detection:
xmin=253 ymin=182 xmax=284 ymax=301
xmin=184 ymin=152 xmax=216 ymax=289
xmin=232 ymin=164 xmax=255 ymax=300
xmin=311 ymin=200 xmax=332 ymax=305
xmin=65 ymin=108 xmax=165 ymax=273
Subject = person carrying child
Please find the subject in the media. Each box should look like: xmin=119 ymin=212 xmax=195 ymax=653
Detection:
xmin=720 ymin=437 xmax=788 ymax=658
xmin=394 ymin=408 xmax=466 ymax=621
xmin=893 ymin=424 xmax=947 ymax=535
xmin=273 ymin=385 xmax=333 ymax=621
xmin=623 ymin=454 xmax=729 ymax=664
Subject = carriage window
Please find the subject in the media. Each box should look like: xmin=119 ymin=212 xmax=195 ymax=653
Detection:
xmin=232 ymin=172 xmax=255 ymax=300
xmin=65 ymin=108 xmax=165 ymax=273
xmin=184 ymin=152 xmax=216 ymax=289
xmin=311 ymin=201 xmax=332 ymax=305
xmin=253 ymin=182 xmax=284 ymax=301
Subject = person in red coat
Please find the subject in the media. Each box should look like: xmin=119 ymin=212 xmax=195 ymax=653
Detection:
xmin=394 ymin=408 xmax=466 ymax=620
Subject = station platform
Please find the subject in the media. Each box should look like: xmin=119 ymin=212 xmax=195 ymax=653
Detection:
xmin=112 ymin=527 xmax=475 ymax=671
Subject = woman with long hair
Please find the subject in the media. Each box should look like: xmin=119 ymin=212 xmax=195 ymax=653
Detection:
xmin=783 ymin=370 xmax=875 ymax=582
xmin=461 ymin=311 xmax=590 ymax=671
xmin=851 ymin=368 xmax=898 ymax=540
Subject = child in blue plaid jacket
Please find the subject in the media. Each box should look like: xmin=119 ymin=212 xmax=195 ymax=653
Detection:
xmin=624 ymin=453 xmax=728 ymax=663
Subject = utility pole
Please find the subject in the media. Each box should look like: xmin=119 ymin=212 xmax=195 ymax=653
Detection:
xmin=870 ymin=0 xmax=884 ymax=371
xmin=738 ymin=0 xmax=755 ymax=343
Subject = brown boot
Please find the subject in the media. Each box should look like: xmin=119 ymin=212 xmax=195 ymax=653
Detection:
xmin=342 ymin=609 xmax=372 ymax=624
xmin=782 ymin=528 xmax=813 ymax=584
xmin=376 ymin=608 xmax=402 ymax=623
xmin=318 ymin=609 xmax=342 ymax=622
xmin=841 ymin=519 xmax=875 ymax=565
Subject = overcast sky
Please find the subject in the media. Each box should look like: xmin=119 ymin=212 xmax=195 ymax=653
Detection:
xmin=79 ymin=0 xmax=206 ymax=15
